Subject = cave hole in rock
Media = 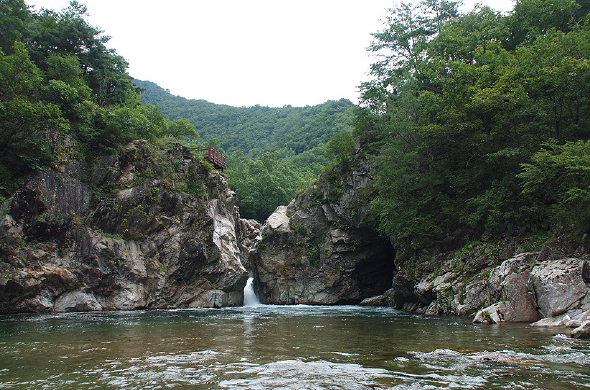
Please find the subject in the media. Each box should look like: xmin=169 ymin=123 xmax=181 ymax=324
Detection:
xmin=340 ymin=240 xmax=396 ymax=305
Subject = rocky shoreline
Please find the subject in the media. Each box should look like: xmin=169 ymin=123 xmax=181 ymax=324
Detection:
xmin=1 ymin=137 xmax=588 ymax=339
xmin=360 ymin=247 xmax=590 ymax=338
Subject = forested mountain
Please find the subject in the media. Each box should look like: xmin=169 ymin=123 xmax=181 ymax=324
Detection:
xmin=355 ymin=0 xmax=590 ymax=259
xmin=134 ymin=79 xmax=355 ymax=158
xmin=134 ymin=79 xmax=356 ymax=220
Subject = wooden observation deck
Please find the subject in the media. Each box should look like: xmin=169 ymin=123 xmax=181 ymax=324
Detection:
xmin=196 ymin=146 xmax=226 ymax=170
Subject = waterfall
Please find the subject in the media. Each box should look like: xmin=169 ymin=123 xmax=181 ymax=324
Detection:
xmin=243 ymin=277 xmax=261 ymax=307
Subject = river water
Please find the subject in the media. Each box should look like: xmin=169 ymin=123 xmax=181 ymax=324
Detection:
xmin=1 ymin=305 xmax=589 ymax=389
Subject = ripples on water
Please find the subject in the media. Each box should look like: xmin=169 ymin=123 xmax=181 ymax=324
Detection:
xmin=1 ymin=305 xmax=589 ymax=389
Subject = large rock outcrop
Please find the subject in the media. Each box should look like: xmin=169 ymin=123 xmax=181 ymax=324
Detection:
xmin=249 ymin=159 xmax=396 ymax=305
xmin=470 ymin=255 xmax=589 ymax=324
xmin=0 ymin=141 xmax=248 ymax=313
xmin=360 ymin=234 xmax=589 ymax=334
xmin=530 ymin=258 xmax=589 ymax=317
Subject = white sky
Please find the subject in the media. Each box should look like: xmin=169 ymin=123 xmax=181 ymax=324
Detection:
xmin=29 ymin=0 xmax=515 ymax=107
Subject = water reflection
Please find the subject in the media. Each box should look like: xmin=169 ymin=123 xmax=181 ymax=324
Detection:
xmin=0 ymin=306 xmax=589 ymax=389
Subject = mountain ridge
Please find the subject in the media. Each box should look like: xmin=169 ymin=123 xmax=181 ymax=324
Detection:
xmin=134 ymin=79 xmax=356 ymax=159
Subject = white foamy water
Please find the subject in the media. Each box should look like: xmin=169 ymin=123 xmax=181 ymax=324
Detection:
xmin=243 ymin=277 xmax=261 ymax=307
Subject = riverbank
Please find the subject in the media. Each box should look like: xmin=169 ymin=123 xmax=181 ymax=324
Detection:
xmin=359 ymin=236 xmax=590 ymax=338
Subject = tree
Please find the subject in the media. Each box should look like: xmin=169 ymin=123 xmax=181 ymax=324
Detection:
xmin=25 ymin=1 xmax=138 ymax=107
xmin=226 ymin=152 xmax=308 ymax=221
xmin=364 ymin=0 xmax=460 ymax=106
xmin=0 ymin=1 xmax=205 ymax=200
xmin=166 ymin=118 xmax=199 ymax=139
xmin=0 ymin=0 xmax=28 ymax=54
xmin=507 ymin=0 xmax=584 ymax=47
xmin=0 ymin=96 xmax=63 ymax=196
xmin=0 ymin=41 xmax=41 ymax=98
xmin=357 ymin=0 xmax=590 ymax=256
xmin=520 ymin=140 xmax=590 ymax=237
xmin=325 ymin=131 xmax=354 ymax=163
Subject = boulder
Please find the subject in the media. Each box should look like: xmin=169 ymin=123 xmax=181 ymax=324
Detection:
xmin=462 ymin=254 xmax=540 ymax=322
xmin=264 ymin=206 xmax=291 ymax=233
xmin=571 ymin=321 xmax=590 ymax=339
xmin=359 ymin=295 xmax=389 ymax=306
xmin=529 ymin=309 xmax=590 ymax=328
xmin=54 ymin=290 xmax=102 ymax=312
xmin=529 ymin=316 xmax=570 ymax=328
xmin=472 ymin=270 xmax=539 ymax=323
xmin=463 ymin=280 xmax=492 ymax=314
xmin=500 ymin=272 xmax=540 ymax=322
xmin=371 ymin=274 xmax=416 ymax=309
xmin=473 ymin=302 xmax=507 ymax=324
xmin=530 ymin=259 xmax=589 ymax=317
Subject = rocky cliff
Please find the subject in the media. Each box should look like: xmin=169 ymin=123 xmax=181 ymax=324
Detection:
xmin=0 ymin=139 xmax=248 ymax=312
xmin=248 ymin=158 xmax=396 ymax=305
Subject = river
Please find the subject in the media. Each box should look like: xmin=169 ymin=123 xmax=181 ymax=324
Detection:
xmin=1 ymin=305 xmax=589 ymax=389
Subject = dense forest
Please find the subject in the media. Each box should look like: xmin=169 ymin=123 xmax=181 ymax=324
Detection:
xmin=135 ymin=80 xmax=355 ymax=220
xmin=135 ymin=80 xmax=354 ymax=159
xmin=355 ymin=0 xmax=590 ymax=259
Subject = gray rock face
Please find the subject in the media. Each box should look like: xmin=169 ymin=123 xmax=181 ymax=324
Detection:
xmin=471 ymin=256 xmax=589 ymax=324
xmin=530 ymin=258 xmax=589 ymax=317
xmin=0 ymin=141 xmax=248 ymax=313
xmin=250 ymin=159 xmax=396 ymax=305
xmin=265 ymin=206 xmax=291 ymax=232
xmin=54 ymin=290 xmax=102 ymax=312
xmin=470 ymin=254 xmax=540 ymax=323
xmin=529 ymin=309 xmax=590 ymax=328
xmin=400 ymin=250 xmax=588 ymax=325
xmin=528 ymin=310 xmax=590 ymax=338
xmin=501 ymin=271 xmax=540 ymax=322
xmin=473 ymin=302 xmax=509 ymax=324
xmin=365 ymin=237 xmax=589 ymax=326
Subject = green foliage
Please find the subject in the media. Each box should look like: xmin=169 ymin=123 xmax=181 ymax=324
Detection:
xmin=520 ymin=140 xmax=590 ymax=236
xmin=359 ymin=0 xmax=590 ymax=254
xmin=226 ymin=151 xmax=308 ymax=221
xmin=165 ymin=117 xmax=198 ymax=139
xmin=135 ymin=79 xmax=355 ymax=158
xmin=325 ymin=131 xmax=354 ymax=163
xmin=0 ymin=95 xmax=61 ymax=196
xmin=507 ymin=0 xmax=587 ymax=48
xmin=0 ymin=41 xmax=42 ymax=98
xmin=0 ymin=1 xmax=199 ymax=200
xmin=0 ymin=0 xmax=28 ymax=54
xmin=134 ymin=80 xmax=352 ymax=221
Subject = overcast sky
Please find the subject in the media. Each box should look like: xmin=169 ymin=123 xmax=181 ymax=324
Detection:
xmin=29 ymin=0 xmax=515 ymax=107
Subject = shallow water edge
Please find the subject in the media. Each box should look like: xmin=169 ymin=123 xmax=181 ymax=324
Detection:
xmin=1 ymin=305 xmax=589 ymax=389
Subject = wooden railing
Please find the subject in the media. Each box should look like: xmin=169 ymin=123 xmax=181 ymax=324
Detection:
xmin=196 ymin=146 xmax=226 ymax=170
